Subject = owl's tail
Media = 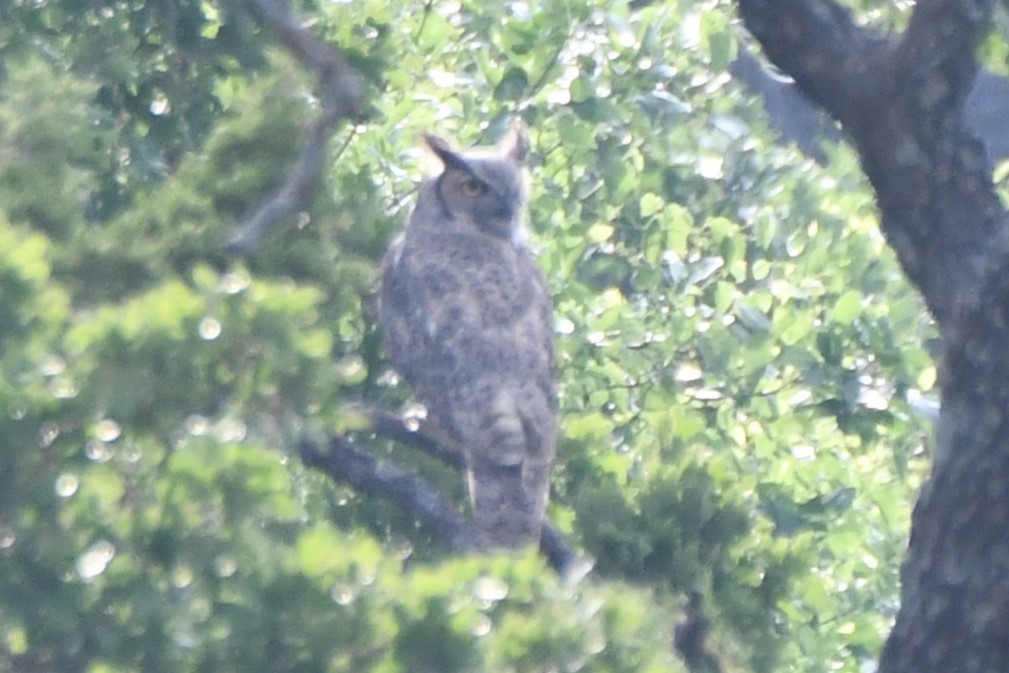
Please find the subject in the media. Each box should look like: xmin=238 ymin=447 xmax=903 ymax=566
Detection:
xmin=466 ymin=453 xmax=550 ymax=550
xmin=465 ymin=393 xmax=553 ymax=549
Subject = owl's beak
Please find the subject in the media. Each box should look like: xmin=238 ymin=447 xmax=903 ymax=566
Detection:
xmin=495 ymin=202 xmax=516 ymax=220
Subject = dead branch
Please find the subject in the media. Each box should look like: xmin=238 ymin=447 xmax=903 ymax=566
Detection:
xmin=225 ymin=0 xmax=363 ymax=254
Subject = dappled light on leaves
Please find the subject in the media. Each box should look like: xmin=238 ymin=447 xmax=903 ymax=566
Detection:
xmin=473 ymin=576 xmax=510 ymax=603
xmin=49 ymin=377 xmax=78 ymax=399
xmin=120 ymin=443 xmax=143 ymax=464
xmin=401 ymin=402 xmax=429 ymax=432
xmin=791 ymin=444 xmax=816 ymax=462
xmin=214 ymin=555 xmax=237 ymax=578
xmin=472 ymin=614 xmax=493 ymax=637
xmin=172 ymin=565 xmax=194 ymax=589
xmin=335 ymin=354 xmax=366 ymax=382
xmin=54 ymin=473 xmax=79 ymax=498
xmin=38 ymin=421 xmax=60 ymax=447
xmin=198 ymin=316 xmax=222 ymax=340
xmin=184 ymin=414 xmax=209 ymax=436
xmin=149 ymin=92 xmax=170 ymax=117
xmin=76 ymin=541 xmax=115 ymax=580
xmin=331 ymin=583 xmax=357 ymax=605
xmin=213 ymin=418 xmax=246 ymax=443
xmin=39 ymin=354 xmax=66 ymax=376
xmin=696 ymin=154 xmax=725 ymax=180
xmin=84 ymin=440 xmax=113 ymax=462
xmin=219 ymin=271 xmax=250 ymax=294
xmin=555 ymin=316 xmax=576 ymax=335
xmin=94 ymin=418 xmax=121 ymax=442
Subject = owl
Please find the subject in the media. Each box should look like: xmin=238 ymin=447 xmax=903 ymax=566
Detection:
xmin=379 ymin=124 xmax=556 ymax=550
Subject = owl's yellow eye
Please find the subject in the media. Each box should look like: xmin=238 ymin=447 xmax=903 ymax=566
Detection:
xmin=462 ymin=178 xmax=487 ymax=196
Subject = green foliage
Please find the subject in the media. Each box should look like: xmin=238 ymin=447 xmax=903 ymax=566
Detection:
xmin=0 ymin=57 xmax=112 ymax=238
xmin=0 ymin=2 xmax=938 ymax=672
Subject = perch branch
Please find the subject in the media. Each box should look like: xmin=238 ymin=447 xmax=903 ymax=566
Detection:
xmin=364 ymin=407 xmax=465 ymax=468
xmin=300 ymin=406 xmax=579 ymax=572
xmin=226 ymin=0 xmax=363 ymax=253
xmin=299 ymin=434 xmax=479 ymax=552
xmin=362 ymin=407 xmax=579 ymax=571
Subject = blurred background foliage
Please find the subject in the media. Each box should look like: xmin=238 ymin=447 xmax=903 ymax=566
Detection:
xmin=0 ymin=1 xmax=944 ymax=671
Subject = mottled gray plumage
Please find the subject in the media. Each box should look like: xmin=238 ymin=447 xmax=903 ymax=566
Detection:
xmin=380 ymin=125 xmax=556 ymax=549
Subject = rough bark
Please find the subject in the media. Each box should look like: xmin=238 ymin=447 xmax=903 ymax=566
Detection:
xmin=737 ymin=1 xmax=1009 ymax=671
xmin=729 ymin=44 xmax=1009 ymax=164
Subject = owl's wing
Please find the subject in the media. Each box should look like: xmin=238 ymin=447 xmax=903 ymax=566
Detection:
xmin=378 ymin=233 xmax=415 ymax=381
xmin=380 ymin=231 xmax=556 ymax=548
xmin=467 ymin=247 xmax=556 ymax=548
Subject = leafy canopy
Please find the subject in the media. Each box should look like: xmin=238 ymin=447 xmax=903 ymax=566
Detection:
xmin=0 ymin=1 xmax=934 ymax=672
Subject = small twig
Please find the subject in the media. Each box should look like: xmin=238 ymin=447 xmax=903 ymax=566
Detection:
xmin=226 ymin=0 xmax=364 ymax=254
xmin=526 ymin=39 xmax=568 ymax=99
xmin=330 ymin=127 xmax=358 ymax=164
xmin=412 ymin=0 xmax=436 ymax=43
xmin=364 ymin=407 xmax=464 ymax=467
xmin=674 ymin=591 xmax=723 ymax=673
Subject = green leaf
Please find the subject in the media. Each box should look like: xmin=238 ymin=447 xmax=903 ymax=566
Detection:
xmin=494 ymin=66 xmax=529 ymax=101
xmin=831 ymin=289 xmax=863 ymax=323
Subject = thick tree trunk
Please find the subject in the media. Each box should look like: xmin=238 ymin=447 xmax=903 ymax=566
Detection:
xmin=736 ymin=1 xmax=1009 ymax=671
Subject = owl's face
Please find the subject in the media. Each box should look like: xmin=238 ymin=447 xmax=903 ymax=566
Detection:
xmin=424 ymin=130 xmax=528 ymax=241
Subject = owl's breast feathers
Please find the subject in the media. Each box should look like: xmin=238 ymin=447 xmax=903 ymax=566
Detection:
xmin=379 ymin=227 xmax=556 ymax=442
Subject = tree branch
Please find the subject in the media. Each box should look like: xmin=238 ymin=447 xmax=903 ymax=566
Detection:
xmin=737 ymin=2 xmax=1009 ymax=672
xmin=299 ymin=434 xmax=480 ymax=552
xmin=364 ymin=407 xmax=465 ymax=469
xmin=674 ymin=592 xmax=723 ymax=673
xmin=737 ymin=0 xmax=1002 ymax=325
xmin=225 ymin=0 xmax=363 ymax=254
xmin=729 ymin=43 xmax=1009 ymax=165
xmin=299 ymin=408 xmax=580 ymax=573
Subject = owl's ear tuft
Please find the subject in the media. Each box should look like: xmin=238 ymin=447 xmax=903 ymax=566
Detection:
xmin=422 ymin=133 xmax=472 ymax=173
xmin=499 ymin=120 xmax=529 ymax=164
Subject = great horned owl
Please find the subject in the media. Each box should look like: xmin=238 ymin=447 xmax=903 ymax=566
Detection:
xmin=379 ymin=124 xmax=556 ymax=550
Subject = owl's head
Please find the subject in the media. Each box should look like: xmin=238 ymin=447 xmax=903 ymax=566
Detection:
xmin=422 ymin=124 xmax=529 ymax=241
